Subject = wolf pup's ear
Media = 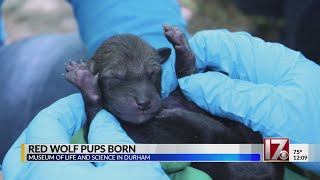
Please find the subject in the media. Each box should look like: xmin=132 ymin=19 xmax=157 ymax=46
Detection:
xmin=157 ymin=47 xmax=171 ymax=64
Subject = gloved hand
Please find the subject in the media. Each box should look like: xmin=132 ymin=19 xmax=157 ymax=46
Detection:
xmin=71 ymin=130 xmax=212 ymax=180
xmin=178 ymin=30 xmax=320 ymax=174
xmin=2 ymin=94 xmax=168 ymax=180
xmin=68 ymin=0 xmax=189 ymax=98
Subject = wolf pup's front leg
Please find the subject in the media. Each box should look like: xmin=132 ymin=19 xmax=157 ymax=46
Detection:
xmin=163 ymin=24 xmax=196 ymax=78
xmin=65 ymin=61 xmax=103 ymax=142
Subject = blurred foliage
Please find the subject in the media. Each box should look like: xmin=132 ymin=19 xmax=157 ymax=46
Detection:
xmin=182 ymin=0 xmax=255 ymax=34
xmin=181 ymin=0 xmax=283 ymax=42
xmin=3 ymin=0 xmax=282 ymax=43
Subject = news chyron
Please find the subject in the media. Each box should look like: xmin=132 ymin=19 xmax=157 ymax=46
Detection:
xmin=21 ymin=140 xmax=313 ymax=162
xmin=264 ymin=138 xmax=289 ymax=162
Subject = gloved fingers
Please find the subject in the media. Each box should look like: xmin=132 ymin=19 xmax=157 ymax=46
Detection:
xmin=3 ymin=94 xmax=87 ymax=179
xmin=87 ymin=110 xmax=134 ymax=167
xmin=3 ymin=130 xmax=167 ymax=180
xmin=26 ymin=94 xmax=86 ymax=144
xmin=4 ymin=95 xmax=165 ymax=179
xmin=179 ymin=67 xmax=320 ymax=175
xmin=178 ymin=71 xmax=291 ymax=138
xmin=86 ymin=110 xmax=168 ymax=177
xmin=88 ymin=110 xmax=134 ymax=145
xmin=3 ymin=131 xmax=95 ymax=180
xmin=188 ymin=30 xmax=307 ymax=84
xmin=187 ymin=30 xmax=320 ymax=175
xmin=2 ymin=131 xmax=27 ymax=179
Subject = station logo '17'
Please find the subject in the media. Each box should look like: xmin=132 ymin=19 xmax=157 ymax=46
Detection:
xmin=264 ymin=138 xmax=289 ymax=161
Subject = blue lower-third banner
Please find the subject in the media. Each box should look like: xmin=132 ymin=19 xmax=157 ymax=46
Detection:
xmin=26 ymin=154 xmax=261 ymax=162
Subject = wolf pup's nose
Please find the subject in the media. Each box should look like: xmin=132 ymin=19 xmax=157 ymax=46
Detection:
xmin=136 ymin=99 xmax=151 ymax=111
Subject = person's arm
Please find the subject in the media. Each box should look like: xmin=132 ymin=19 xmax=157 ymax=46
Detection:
xmin=3 ymin=94 xmax=168 ymax=180
xmin=178 ymin=30 xmax=320 ymax=174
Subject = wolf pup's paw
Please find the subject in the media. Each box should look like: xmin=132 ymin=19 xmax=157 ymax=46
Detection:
xmin=65 ymin=61 xmax=102 ymax=107
xmin=163 ymin=24 xmax=196 ymax=78
xmin=156 ymin=108 xmax=186 ymax=120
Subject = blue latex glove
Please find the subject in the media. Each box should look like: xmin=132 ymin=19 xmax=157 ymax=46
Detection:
xmin=0 ymin=0 xmax=5 ymax=46
xmin=2 ymin=94 xmax=169 ymax=180
xmin=178 ymin=30 xmax=320 ymax=174
xmin=68 ymin=0 xmax=189 ymax=98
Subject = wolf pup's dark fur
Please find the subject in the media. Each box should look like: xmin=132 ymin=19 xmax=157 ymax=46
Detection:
xmin=65 ymin=25 xmax=284 ymax=180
